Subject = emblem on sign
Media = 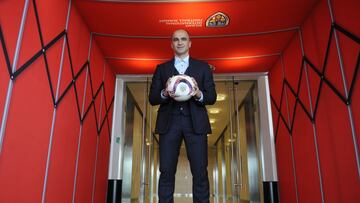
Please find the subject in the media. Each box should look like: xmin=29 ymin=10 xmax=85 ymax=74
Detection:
xmin=206 ymin=12 xmax=229 ymax=27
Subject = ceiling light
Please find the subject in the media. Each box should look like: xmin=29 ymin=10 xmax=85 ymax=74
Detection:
xmin=210 ymin=119 xmax=216 ymax=124
xmin=209 ymin=108 xmax=220 ymax=114
xmin=216 ymin=94 xmax=226 ymax=101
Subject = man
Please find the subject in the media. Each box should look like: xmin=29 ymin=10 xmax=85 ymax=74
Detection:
xmin=149 ymin=29 xmax=217 ymax=203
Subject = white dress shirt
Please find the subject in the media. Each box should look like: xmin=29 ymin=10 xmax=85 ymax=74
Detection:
xmin=174 ymin=55 xmax=189 ymax=74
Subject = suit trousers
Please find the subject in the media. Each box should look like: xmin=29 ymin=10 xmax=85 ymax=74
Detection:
xmin=158 ymin=113 xmax=210 ymax=203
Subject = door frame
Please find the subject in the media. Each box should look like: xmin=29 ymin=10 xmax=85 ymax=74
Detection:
xmin=108 ymin=72 xmax=278 ymax=201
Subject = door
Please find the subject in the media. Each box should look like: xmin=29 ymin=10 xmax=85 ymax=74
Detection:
xmin=120 ymin=80 xmax=160 ymax=203
xmin=214 ymin=79 xmax=263 ymax=203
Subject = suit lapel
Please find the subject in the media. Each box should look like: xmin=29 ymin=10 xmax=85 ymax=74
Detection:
xmin=186 ymin=57 xmax=194 ymax=77
xmin=165 ymin=58 xmax=176 ymax=79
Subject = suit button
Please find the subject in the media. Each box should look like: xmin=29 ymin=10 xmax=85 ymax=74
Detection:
xmin=180 ymin=107 xmax=183 ymax=111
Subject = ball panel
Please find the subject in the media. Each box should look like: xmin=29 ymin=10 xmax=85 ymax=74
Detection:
xmin=166 ymin=74 xmax=195 ymax=102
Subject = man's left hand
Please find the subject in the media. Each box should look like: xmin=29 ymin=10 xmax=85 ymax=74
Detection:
xmin=190 ymin=77 xmax=202 ymax=99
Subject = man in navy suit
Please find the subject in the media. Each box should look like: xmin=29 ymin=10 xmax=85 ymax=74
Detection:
xmin=149 ymin=29 xmax=217 ymax=203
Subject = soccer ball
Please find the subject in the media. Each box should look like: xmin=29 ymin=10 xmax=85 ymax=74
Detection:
xmin=166 ymin=75 xmax=196 ymax=102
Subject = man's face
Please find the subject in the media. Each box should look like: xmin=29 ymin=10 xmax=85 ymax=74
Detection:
xmin=171 ymin=30 xmax=191 ymax=57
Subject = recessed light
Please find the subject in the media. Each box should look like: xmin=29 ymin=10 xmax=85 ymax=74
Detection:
xmin=209 ymin=108 xmax=220 ymax=114
xmin=216 ymin=94 xmax=226 ymax=101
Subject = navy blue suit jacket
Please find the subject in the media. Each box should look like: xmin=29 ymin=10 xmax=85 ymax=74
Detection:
xmin=149 ymin=58 xmax=217 ymax=134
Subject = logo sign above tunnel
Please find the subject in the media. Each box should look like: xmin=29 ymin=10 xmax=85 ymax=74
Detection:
xmin=159 ymin=18 xmax=203 ymax=27
xmin=206 ymin=12 xmax=230 ymax=27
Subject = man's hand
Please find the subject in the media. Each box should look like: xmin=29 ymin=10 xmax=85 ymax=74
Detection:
xmin=190 ymin=77 xmax=202 ymax=99
xmin=162 ymin=76 xmax=173 ymax=97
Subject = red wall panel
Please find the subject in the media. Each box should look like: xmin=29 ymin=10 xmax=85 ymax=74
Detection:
xmin=104 ymin=63 xmax=115 ymax=106
xmin=301 ymin=0 xmax=332 ymax=111
xmin=315 ymin=85 xmax=360 ymax=202
xmin=270 ymin=0 xmax=360 ymax=202
xmin=66 ymin=4 xmax=92 ymax=118
xmin=101 ymin=64 xmax=115 ymax=128
xmin=57 ymin=43 xmax=76 ymax=98
xmin=83 ymin=70 xmax=95 ymax=117
xmin=301 ymin=0 xmax=331 ymax=70
xmin=67 ymin=6 xmax=91 ymax=74
xmin=297 ymin=66 xmax=312 ymax=114
xmin=283 ymin=32 xmax=302 ymax=88
xmin=337 ymin=33 xmax=359 ymax=96
xmin=275 ymin=122 xmax=297 ymax=203
xmin=94 ymin=126 xmax=110 ymax=203
xmin=0 ymin=1 xmax=115 ymax=202
xmin=45 ymin=89 xmax=80 ymax=203
xmin=16 ymin=1 xmax=42 ymax=72
xmin=0 ymin=58 xmax=53 ymax=202
xmin=332 ymin=0 xmax=360 ymax=37
xmin=292 ymin=109 xmax=322 ymax=203
xmin=269 ymin=59 xmax=283 ymax=105
xmin=89 ymin=43 xmax=105 ymax=90
xmin=46 ymin=38 xmax=65 ymax=97
xmin=98 ymin=91 xmax=108 ymax=125
xmin=282 ymin=32 xmax=303 ymax=122
xmin=36 ymin=0 xmax=68 ymax=45
xmin=0 ymin=0 xmax=25 ymax=62
xmin=0 ymin=0 xmax=25 ymax=125
xmin=334 ymin=5 xmax=360 ymax=149
xmin=323 ymin=36 xmax=347 ymax=96
xmin=74 ymin=112 xmax=98 ymax=203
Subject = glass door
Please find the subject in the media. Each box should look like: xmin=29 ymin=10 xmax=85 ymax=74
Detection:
xmin=142 ymin=80 xmax=160 ymax=203
xmin=121 ymin=80 xmax=160 ymax=203
xmin=214 ymin=79 xmax=263 ymax=203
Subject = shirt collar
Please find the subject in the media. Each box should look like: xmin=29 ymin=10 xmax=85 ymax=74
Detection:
xmin=174 ymin=55 xmax=189 ymax=65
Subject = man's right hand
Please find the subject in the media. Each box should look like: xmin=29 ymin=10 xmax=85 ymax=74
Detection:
xmin=161 ymin=89 xmax=169 ymax=97
xmin=161 ymin=77 xmax=173 ymax=98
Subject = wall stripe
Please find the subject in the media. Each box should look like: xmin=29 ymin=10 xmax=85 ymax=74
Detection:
xmin=91 ymin=62 xmax=107 ymax=203
xmin=298 ymin=27 xmax=325 ymax=203
xmin=0 ymin=0 xmax=29 ymax=154
xmin=72 ymin=32 xmax=93 ymax=203
xmin=41 ymin=0 xmax=73 ymax=202
xmin=91 ymin=136 xmax=100 ymax=203
xmin=280 ymin=54 xmax=299 ymax=203
xmin=72 ymin=126 xmax=84 ymax=203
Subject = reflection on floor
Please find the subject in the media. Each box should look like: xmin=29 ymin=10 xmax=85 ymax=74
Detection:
xmin=174 ymin=197 xmax=250 ymax=203
xmin=128 ymin=197 xmax=251 ymax=203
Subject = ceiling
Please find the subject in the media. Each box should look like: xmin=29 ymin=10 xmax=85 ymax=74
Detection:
xmin=74 ymin=0 xmax=319 ymax=74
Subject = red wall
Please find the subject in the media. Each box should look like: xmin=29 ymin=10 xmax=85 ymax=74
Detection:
xmin=0 ymin=0 xmax=115 ymax=202
xmin=269 ymin=0 xmax=360 ymax=202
